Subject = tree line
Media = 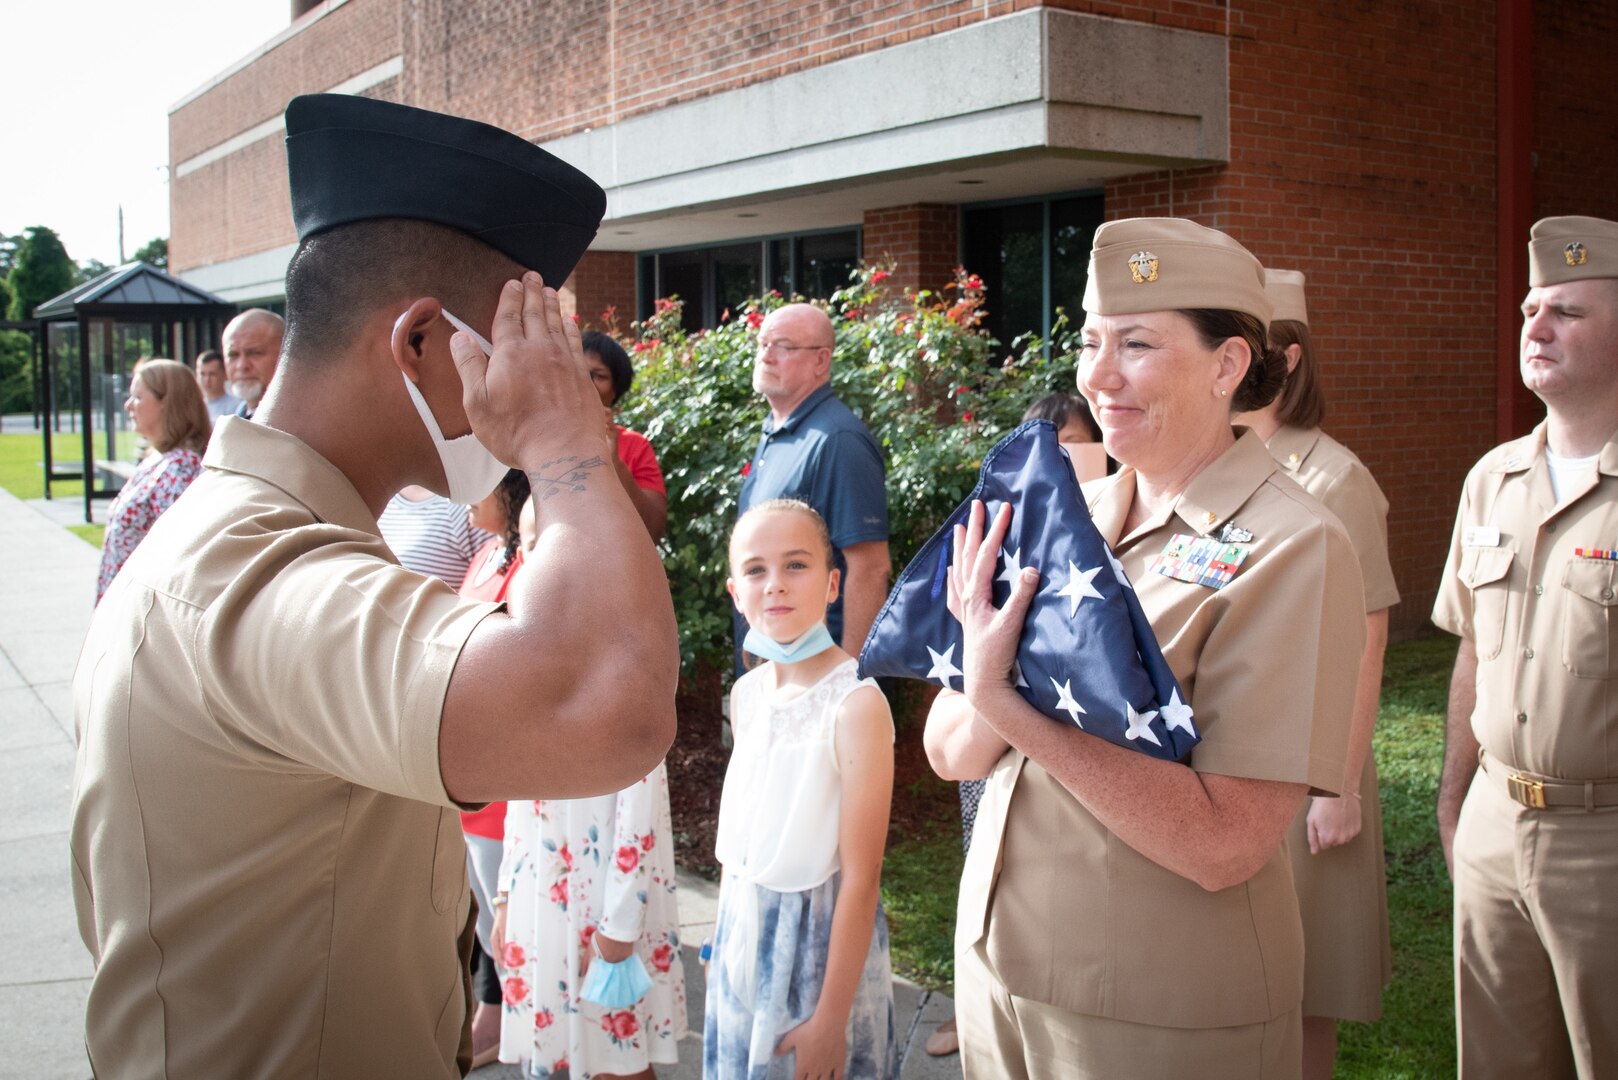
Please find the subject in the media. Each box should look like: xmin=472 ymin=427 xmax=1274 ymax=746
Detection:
xmin=0 ymin=226 xmax=168 ymax=416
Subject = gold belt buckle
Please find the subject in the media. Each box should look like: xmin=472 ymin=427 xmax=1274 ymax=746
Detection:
xmin=1507 ymin=773 xmax=1547 ymax=809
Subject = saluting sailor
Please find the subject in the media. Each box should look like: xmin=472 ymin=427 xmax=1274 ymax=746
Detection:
xmin=69 ymin=95 xmax=679 ymax=1078
xmin=1434 ymin=215 xmax=1618 ymax=1079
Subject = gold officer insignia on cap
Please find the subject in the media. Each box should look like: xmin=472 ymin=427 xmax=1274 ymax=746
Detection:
xmin=1128 ymin=250 xmax=1160 ymax=284
xmin=1565 ymin=241 xmax=1588 ymax=267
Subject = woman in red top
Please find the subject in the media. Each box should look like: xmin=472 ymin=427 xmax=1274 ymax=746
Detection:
xmin=458 ymin=467 xmax=530 ymax=1067
xmin=584 ymin=330 xmax=667 ymax=542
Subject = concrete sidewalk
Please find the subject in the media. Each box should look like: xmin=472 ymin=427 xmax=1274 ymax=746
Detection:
xmin=0 ymin=488 xmax=959 ymax=1079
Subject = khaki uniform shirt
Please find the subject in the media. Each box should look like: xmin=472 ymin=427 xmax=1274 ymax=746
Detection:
xmin=1432 ymin=422 xmax=1618 ymax=779
xmin=957 ymin=430 xmax=1364 ymax=1028
xmin=70 ymin=419 xmax=499 ymax=1079
xmin=1268 ymin=425 xmax=1401 ymax=613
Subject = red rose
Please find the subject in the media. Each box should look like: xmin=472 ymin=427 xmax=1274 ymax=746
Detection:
xmin=965 ymin=274 xmax=984 ymax=290
xmin=501 ymin=941 xmax=526 ymax=969
xmin=548 ymin=881 xmax=568 ymax=907
xmin=746 ymin=310 xmax=764 ymax=329
xmin=769 ymin=289 xmax=782 ymax=298
xmin=962 ymin=411 xmax=975 ymax=423
xmin=633 ymin=341 xmax=650 ymax=353
xmin=655 ymin=298 xmax=675 ymax=314
xmin=740 ymin=461 xmax=751 ymax=477
xmin=616 ymin=845 xmax=640 ymax=873
xmin=602 ymin=1009 xmax=640 ymax=1039
xmin=871 ymin=269 xmax=890 ymax=284
xmin=844 ymin=308 xmax=862 ymax=320
xmin=534 ymin=1008 xmax=554 ymax=1030
xmin=502 ymin=975 xmax=529 ymax=1005
xmin=640 ymin=832 xmax=656 ymax=852
xmin=651 ymin=943 xmax=673 ymax=973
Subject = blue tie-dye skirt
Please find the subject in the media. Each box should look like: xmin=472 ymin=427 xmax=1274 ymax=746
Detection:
xmin=703 ymin=871 xmax=899 ymax=1079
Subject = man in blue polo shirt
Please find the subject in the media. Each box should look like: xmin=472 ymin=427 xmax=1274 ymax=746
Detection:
xmin=736 ymin=303 xmax=891 ymax=667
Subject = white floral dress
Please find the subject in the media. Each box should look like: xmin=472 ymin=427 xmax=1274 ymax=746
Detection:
xmin=498 ymin=762 xmax=687 ymax=1078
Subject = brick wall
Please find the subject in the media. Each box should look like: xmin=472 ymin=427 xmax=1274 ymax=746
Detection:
xmin=1106 ymin=1 xmax=1498 ymax=637
xmin=862 ymin=205 xmax=960 ymax=296
xmin=562 ymin=251 xmax=639 ymax=332
xmin=169 ymin=0 xmax=401 ymax=270
xmin=1533 ymin=3 xmax=1618 ymax=223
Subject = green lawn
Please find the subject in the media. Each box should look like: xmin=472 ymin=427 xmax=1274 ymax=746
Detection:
xmin=0 ymin=428 xmax=142 ymax=502
xmin=882 ymin=636 xmax=1460 ymax=1080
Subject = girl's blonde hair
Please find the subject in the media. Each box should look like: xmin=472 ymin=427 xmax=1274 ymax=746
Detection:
xmin=133 ymin=358 xmax=212 ymax=456
xmin=731 ymin=499 xmax=836 ymax=569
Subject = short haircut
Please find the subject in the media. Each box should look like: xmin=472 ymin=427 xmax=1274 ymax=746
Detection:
xmin=194 ymin=349 xmax=223 ymax=369
xmin=582 ymin=330 xmax=633 ymax=404
xmin=1268 ymin=320 xmax=1326 ymax=429
xmin=133 ymin=359 xmax=212 ymax=455
xmin=732 ymin=498 xmax=836 ymax=570
xmin=1023 ymin=392 xmax=1101 ymax=443
xmin=281 ymin=218 xmax=523 ymax=360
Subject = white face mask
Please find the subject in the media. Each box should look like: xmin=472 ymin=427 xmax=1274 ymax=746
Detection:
xmin=398 ymin=308 xmax=509 ymax=504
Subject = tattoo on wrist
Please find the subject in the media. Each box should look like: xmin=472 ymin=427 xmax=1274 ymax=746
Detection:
xmin=529 ymin=455 xmax=606 ymax=501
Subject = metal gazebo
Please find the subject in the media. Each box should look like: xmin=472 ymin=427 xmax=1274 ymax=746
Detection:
xmin=33 ymin=262 xmax=236 ymax=523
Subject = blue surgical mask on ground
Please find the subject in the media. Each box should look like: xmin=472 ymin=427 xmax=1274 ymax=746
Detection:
xmin=578 ymin=951 xmax=653 ymax=1008
xmin=397 ymin=308 xmax=508 ymax=504
xmin=743 ymin=622 xmax=837 ymax=665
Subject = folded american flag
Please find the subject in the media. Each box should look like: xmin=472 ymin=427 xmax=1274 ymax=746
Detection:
xmin=858 ymin=420 xmax=1199 ymax=761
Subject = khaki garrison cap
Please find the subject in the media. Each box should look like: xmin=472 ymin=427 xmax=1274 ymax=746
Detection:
xmin=1529 ymin=216 xmax=1618 ymax=287
xmin=1264 ymin=269 xmax=1308 ymax=326
xmin=1083 ymin=217 xmax=1273 ymax=328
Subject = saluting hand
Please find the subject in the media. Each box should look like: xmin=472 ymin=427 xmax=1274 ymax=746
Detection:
xmin=448 ymin=272 xmax=606 ymax=472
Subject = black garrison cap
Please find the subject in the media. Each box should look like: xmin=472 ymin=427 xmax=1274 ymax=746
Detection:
xmin=284 ymin=94 xmax=606 ymax=283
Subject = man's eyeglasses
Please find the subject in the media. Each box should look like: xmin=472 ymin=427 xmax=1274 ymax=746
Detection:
xmin=757 ymin=340 xmax=831 ymax=356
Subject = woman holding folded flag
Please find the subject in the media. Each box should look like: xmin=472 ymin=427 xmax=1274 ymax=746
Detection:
xmin=924 ymin=218 xmax=1366 ymax=1080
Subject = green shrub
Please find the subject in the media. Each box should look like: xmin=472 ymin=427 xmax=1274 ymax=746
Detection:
xmin=611 ymin=265 xmax=1076 ymax=675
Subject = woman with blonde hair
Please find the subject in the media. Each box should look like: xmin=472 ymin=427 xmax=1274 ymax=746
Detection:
xmin=94 ymin=358 xmax=211 ymax=604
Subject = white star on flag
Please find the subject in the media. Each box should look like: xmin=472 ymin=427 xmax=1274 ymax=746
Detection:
xmin=926 ymin=643 xmax=963 ymax=687
xmin=1123 ymin=702 xmax=1161 ymax=746
xmin=1056 ymin=561 xmax=1105 ymax=617
xmin=997 ymin=548 xmax=1024 ymax=586
xmin=1011 ymin=659 xmax=1030 ymax=688
xmin=1107 ymin=547 xmax=1131 ymax=589
xmin=1051 ymin=677 xmax=1086 ymax=726
xmin=1161 ymin=689 xmax=1196 ymax=735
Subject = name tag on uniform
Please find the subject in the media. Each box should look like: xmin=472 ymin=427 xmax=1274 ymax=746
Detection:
xmin=1465 ymin=525 xmax=1501 ymax=548
xmin=1152 ymin=533 xmax=1251 ymax=590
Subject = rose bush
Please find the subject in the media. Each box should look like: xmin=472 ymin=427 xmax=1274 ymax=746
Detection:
xmin=610 ymin=264 xmax=1076 ymax=676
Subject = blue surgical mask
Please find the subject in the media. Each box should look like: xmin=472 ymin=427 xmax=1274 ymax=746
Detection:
xmin=578 ymin=952 xmax=653 ymax=1008
xmin=743 ymin=622 xmax=837 ymax=665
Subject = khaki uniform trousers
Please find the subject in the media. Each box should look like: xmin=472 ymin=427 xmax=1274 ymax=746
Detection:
xmin=1454 ymin=767 xmax=1618 ymax=1079
xmin=956 ymin=941 xmax=1301 ymax=1080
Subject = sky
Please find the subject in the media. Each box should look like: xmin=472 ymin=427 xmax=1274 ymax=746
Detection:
xmin=2 ymin=0 xmax=290 ymax=267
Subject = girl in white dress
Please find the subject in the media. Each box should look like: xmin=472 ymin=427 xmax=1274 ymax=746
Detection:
xmin=491 ymin=764 xmax=687 ymax=1079
xmin=706 ymin=499 xmax=898 ymax=1080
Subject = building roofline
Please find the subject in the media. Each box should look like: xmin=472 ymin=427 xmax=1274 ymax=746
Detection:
xmin=169 ymin=0 xmax=354 ymax=114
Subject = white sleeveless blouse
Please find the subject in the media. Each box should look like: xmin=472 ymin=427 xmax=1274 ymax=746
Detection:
xmin=715 ymin=658 xmax=887 ymax=892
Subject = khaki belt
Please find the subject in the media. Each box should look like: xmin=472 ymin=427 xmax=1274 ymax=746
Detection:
xmin=1479 ymin=750 xmax=1618 ymax=811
